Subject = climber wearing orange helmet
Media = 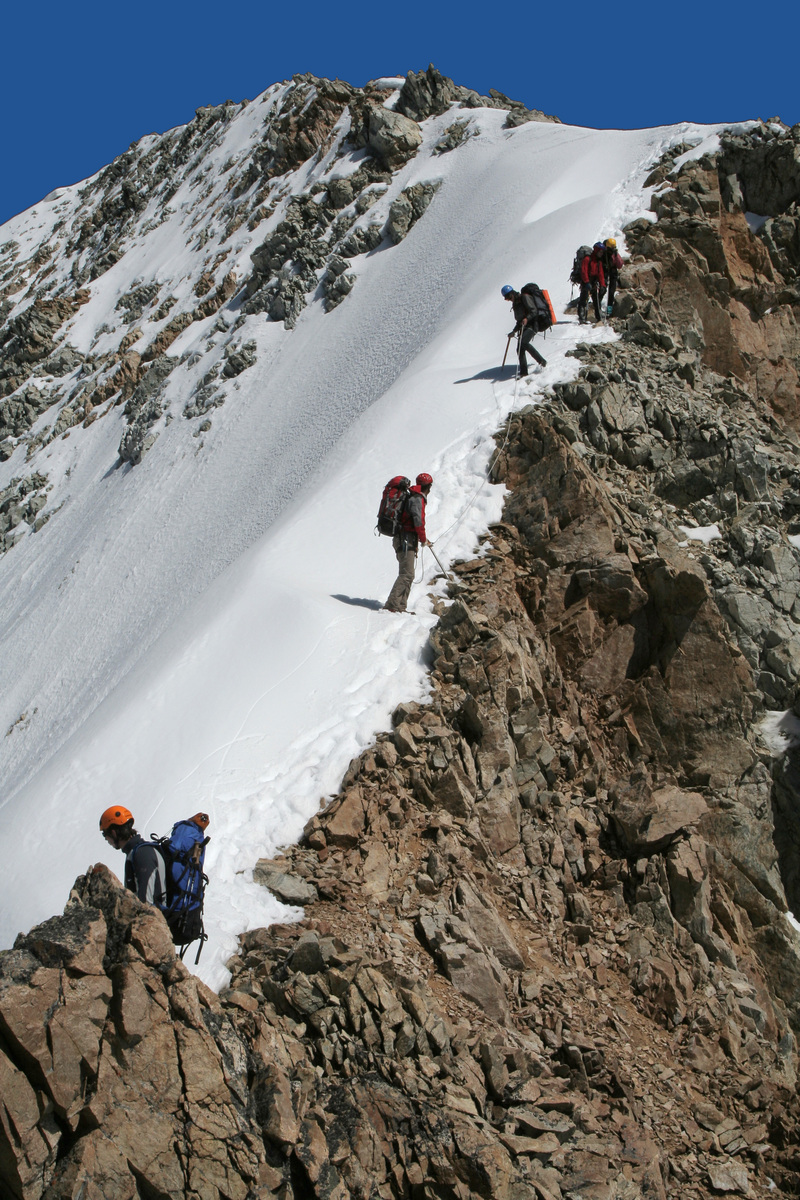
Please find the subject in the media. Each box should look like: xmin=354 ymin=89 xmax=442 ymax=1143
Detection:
xmin=99 ymin=806 xmax=167 ymax=907
xmin=384 ymin=473 xmax=432 ymax=613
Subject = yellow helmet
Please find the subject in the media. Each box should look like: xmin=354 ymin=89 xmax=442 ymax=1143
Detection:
xmin=605 ymin=237 xmax=617 ymax=249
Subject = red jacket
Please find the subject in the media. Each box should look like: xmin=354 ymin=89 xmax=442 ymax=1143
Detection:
xmin=400 ymin=486 xmax=427 ymax=544
xmin=582 ymin=250 xmax=606 ymax=287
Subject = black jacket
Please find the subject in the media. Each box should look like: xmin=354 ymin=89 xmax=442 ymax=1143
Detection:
xmin=511 ymin=291 xmax=538 ymax=331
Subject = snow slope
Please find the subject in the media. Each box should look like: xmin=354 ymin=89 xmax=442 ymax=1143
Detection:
xmin=0 ymin=97 xmax=721 ymax=988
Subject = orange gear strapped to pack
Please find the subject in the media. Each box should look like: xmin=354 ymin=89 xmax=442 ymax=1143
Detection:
xmin=541 ymin=290 xmax=557 ymax=328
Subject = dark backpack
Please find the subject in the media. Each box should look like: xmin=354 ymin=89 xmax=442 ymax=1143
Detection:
xmin=569 ymin=246 xmax=591 ymax=285
xmin=377 ymin=476 xmax=410 ymax=536
xmin=520 ymin=282 xmax=553 ymax=331
xmin=136 ymin=813 xmax=210 ymax=960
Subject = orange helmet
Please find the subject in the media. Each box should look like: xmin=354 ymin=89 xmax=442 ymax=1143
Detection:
xmin=99 ymin=805 xmax=134 ymax=832
xmin=191 ymin=812 xmax=210 ymax=830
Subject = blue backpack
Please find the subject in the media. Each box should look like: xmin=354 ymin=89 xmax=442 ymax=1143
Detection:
xmin=141 ymin=813 xmax=210 ymax=961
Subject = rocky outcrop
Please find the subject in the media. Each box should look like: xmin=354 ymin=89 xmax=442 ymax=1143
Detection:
xmin=395 ymin=64 xmax=470 ymax=122
xmin=0 ymin=384 xmax=55 ymax=442
xmin=0 ymin=471 xmax=50 ymax=554
xmin=434 ymin=119 xmax=474 ymax=155
xmin=0 ymin=292 xmax=89 ymax=435
xmin=256 ymin=75 xmax=357 ymax=181
xmin=246 ymin=194 xmax=333 ymax=326
xmin=321 ymin=255 xmax=356 ymax=311
xmin=395 ymin=64 xmax=560 ymax=128
xmin=0 ymin=867 xmax=269 ymax=1199
xmin=385 ymin=182 xmax=442 ymax=245
xmin=117 ymin=355 xmax=176 ymax=464
xmin=622 ymin=122 xmax=800 ymax=427
xmin=364 ymin=107 xmax=424 ymax=170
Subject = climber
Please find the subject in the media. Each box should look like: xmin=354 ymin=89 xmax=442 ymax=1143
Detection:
xmin=579 ymin=244 xmax=606 ymax=323
xmin=602 ymin=238 xmax=624 ymax=316
xmin=384 ymin=473 xmax=432 ymax=613
xmin=99 ymin=806 xmax=167 ymax=906
xmin=501 ymin=284 xmax=547 ymax=377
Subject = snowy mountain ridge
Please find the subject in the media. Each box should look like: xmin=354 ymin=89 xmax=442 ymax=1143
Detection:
xmin=0 ymin=66 xmax=719 ymax=986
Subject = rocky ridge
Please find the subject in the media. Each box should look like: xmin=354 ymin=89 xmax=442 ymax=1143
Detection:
xmin=3 ymin=104 xmax=800 ymax=1200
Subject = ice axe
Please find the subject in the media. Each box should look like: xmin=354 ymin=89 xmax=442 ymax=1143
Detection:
xmin=502 ymin=333 xmax=513 ymax=371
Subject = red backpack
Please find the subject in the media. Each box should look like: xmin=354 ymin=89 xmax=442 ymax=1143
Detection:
xmin=377 ymin=476 xmax=410 ymax=536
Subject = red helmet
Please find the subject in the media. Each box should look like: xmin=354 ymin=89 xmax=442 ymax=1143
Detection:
xmin=99 ymin=805 xmax=134 ymax=832
xmin=191 ymin=812 xmax=210 ymax=830
xmin=416 ymin=473 xmax=433 ymax=487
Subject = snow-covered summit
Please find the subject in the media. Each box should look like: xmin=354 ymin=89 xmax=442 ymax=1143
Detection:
xmin=0 ymin=67 xmax=716 ymax=986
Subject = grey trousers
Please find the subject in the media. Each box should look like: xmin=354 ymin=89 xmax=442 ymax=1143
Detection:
xmin=385 ymin=535 xmax=417 ymax=611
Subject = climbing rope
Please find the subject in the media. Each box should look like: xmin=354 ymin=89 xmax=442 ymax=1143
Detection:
xmin=415 ymin=362 xmax=527 ymax=584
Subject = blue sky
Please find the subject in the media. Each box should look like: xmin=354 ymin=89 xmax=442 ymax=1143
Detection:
xmin=1 ymin=0 xmax=798 ymax=229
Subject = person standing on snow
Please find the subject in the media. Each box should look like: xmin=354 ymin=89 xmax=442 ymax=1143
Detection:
xmin=99 ymin=806 xmax=167 ymax=906
xmin=602 ymin=238 xmax=623 ymax=316
xmin=384 ymin=473 xmax=432 ymax=613
xmin=501 ymin=285 xmax=547 ymax=377
xmin=579 ymin=243 xmax=606 ymax=324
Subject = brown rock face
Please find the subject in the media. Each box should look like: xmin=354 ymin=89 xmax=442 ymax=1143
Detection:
xmin=395 ymin=63 xmax=560 ymax=127
xmin=623 ymin=124 xmax=800 ymax=427
xmin=0 ymin=293 xmax=88 ymax=400
xmin=263 ymin=75 xmax=356 ymax=179
xmin=0 ymin=866 xmax=267 ymax=1199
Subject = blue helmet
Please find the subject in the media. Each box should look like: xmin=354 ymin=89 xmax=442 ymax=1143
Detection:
xmin=501 ymin=284 xmax=514 ymax=297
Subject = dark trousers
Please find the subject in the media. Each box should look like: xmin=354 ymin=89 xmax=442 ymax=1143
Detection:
xmin=518 ymin=325 xmax=545 ymax=375
xmin=606 ymin=270 xmax=619 ymax=310
xmin=578 ymin=281 xmax=602 ymax=322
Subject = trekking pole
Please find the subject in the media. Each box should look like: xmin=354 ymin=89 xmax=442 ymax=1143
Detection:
xmin=427 ymin=542 xmax=452 ymax=581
